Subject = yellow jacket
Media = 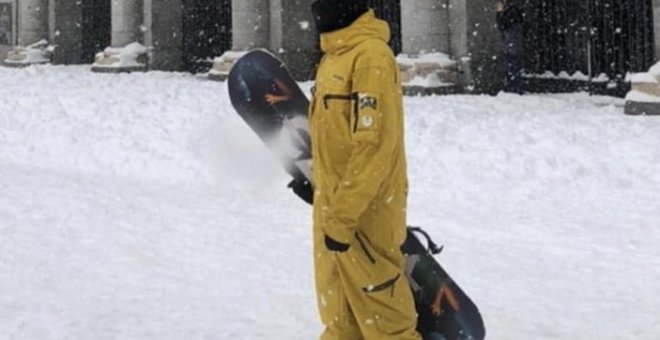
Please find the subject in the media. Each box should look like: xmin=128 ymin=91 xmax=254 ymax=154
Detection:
xmin=311 ymin=10 xmax=408 ymax=259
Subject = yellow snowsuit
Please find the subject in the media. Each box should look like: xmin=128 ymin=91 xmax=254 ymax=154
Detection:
xmin=310 ymin=10 xmax=420 ymax=340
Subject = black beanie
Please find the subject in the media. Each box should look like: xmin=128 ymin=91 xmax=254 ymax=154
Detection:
xmin=311 ymin=0 xmax=369 ymax=33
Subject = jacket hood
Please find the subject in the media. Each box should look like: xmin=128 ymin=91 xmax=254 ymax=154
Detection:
xmin=320 ymin=10 xmax=390 ymax=55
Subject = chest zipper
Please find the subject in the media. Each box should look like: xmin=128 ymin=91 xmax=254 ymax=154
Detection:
xmin=323 ymin=93 xmax=360 ymax=132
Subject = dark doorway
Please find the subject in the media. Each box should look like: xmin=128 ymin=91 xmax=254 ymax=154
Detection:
xmin=0 ymin=2 xmax=13 ymax=45
xmin=182 ymin=0 xmax=232 ymax=73
xmin=81 ymin=0 xmax=111 ymax=63
xmin=367 ymin=0 xmax=402 ymax=55
xmin=523 ymin=0 xmax=655 ymax=94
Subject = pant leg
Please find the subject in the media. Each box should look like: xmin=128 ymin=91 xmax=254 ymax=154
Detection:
xmin=505 ymin=54 xmax=523 ymax=94
xmin=315 ymin=229 xmax=364 ymax=340
xmin=319 ymin=297 xmax=363 ymax=340
xmin=335 ymin=234 xmax=421 ymax=340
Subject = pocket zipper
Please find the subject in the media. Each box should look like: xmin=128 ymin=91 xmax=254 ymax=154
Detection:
xmin=322 ymin=93 xmax=360 ymax=132
xmin=355 ymin=232 xmax=376 ymax=265
xmin=363 ymin=273 xmax=401 ymax=297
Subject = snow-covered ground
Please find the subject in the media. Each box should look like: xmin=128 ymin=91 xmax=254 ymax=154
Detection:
xmin=1 ymin=65 xmax=659 ymax=340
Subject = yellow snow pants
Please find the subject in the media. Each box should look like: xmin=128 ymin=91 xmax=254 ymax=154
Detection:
xmin=314 ymin=230 xmax=421 ymax=340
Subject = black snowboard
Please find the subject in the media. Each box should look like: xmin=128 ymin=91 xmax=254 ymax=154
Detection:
xmin=228 ymin=49 xmax=485 ymax=340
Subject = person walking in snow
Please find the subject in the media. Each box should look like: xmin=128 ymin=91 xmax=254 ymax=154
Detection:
xmin=308 ymin=1 xmax=421 ymax=339
xmin=496 ymin=0 xmax=524 ymax=94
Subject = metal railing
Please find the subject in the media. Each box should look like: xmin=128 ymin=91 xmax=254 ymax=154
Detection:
xmin=523 ymin=0 xmax=654 ymax=91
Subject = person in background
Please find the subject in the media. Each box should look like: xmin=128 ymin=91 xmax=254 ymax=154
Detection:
xmin=496 ymin=0 xmax=524 ymax=94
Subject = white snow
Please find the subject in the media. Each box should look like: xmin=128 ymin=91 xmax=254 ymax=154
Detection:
xmin=628 ymin=72 xmax=658 ymax=84
xmin=93 ymin=42 xmax=148 ymax=69
xmin=212 ymin=51 xmax=248 ymax=64
xmin=298 ymin=21 xmax=311 ymax=31
xmin=405 ymin=73 xmax=454 ymax=88
xmin=397 ymin=52 xmax=458 ymax=69
xmin=524 ymin=71 xmax=610 ymax=83
xmin=647 ymin=61 xmax=660 ymax=78
xmin=625 ymin=90 xmax=660 ymax=103
xmin=4 ymin=40 xmax=54 ymax=65
xmin=1 ymin=65 xmax=660 ymax=340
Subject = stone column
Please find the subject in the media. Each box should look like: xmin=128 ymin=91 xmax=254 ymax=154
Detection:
xmin=653 ymin=0 xmax=660 ymax=61
xmin=448 ymin=0 xmax=502 ymax=93
xmin=273 ymin=0 xmax=318 ymax=80
xmin=401 ymin=0 xmax=449 ymax=54
xmin=49 ymin=0 xmax=84 ymax=64
xmin=17 ymin=0 xmax=49 ymax=45
xmin=112 ymin=0 xmax=143 ymax=46
xmin=92 ymin=0 xmax=146 ymax=72
xmin=143 ymin=0 xmax=182 ymax=71
xmin=232 ymin=0 xmax=270 ymax=50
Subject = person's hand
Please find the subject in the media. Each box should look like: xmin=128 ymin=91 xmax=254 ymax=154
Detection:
xmin=496 ymin=1 xmax=504 ymax=12
xmin=265 ymin=93 xmax=282 ymax=106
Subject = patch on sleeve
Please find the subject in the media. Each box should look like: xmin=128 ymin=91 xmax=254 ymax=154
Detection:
xmin=359 ymin=95 xmax=378 ymax=110
xmin=352 ymin=92 xmax=381 ymax=143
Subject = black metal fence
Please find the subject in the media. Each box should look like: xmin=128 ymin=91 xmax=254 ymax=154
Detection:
xmin=182 ymin=0 xmax=232 ymax=73
xmin=367 ymin=0 xmax=402 ymax=55
xmin=590 ymin=0 xmax=655 ymax=78
xmin=523 ymin=0 xmax=654 ymax=90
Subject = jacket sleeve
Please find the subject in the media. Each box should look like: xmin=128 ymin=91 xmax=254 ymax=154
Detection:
xmin=323 ymin=52 xmax=401 ymax=244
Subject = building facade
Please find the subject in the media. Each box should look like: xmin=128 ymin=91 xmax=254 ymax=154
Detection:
xmin=1 ymin=0 xmax=659 ymax=94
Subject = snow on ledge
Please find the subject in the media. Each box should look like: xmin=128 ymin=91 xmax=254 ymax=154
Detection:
xmin=628 ymin=72 xmax=658 ymax=84
xmin=406 ymin=74 xmax=455 ymax=88
xmin=397 ymin=52 xmax=457 ymax=69
xmin=4 ymin=40 xmax=55 ymax=65
xmin=212 ymin=51 xmax=248 ymax=64
xmin=397 ymin=52 xmax=458 ymax=88
xmin=209 ymin=51 xmax=250 ymax=78
xmin=625 ymin=90 xmax=660 ymax=103
xmin=93 ymin=42 xmax=149 ymax=69
xmin=523 ymin=71 xmax=610 ymax=83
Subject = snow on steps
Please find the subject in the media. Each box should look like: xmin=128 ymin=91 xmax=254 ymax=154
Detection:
xmin=625 ymin=62 xmax=660 ymax=115
xmin=91 ymin=42 xmax=149 ymax=73
xmin=3 ymin=40 xmax=55 ymax=67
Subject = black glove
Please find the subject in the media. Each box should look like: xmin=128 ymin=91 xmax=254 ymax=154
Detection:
xmin=287 ymin=178 xmax=314 ymax=205
xmin=325 ymin=235 xmax=350 ymax=252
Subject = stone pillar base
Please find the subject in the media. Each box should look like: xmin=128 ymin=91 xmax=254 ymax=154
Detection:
xmin=208 ymin=51 xmax=249 ymax=81
xmin=3 ymin=40 xmax=54 ymax=67
xmin=624 ymin=71 xmax=660 ymax=116
xmin=398 ymin=53 xmax=460 ymax=96
xmin=624 ymin=101 xmax=660 ymax=116
xmin=91 ymin=42 xmax=149 ymax=73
